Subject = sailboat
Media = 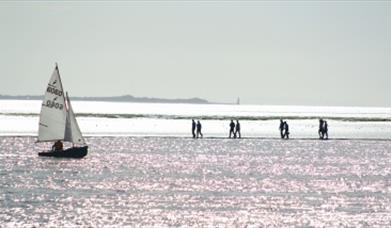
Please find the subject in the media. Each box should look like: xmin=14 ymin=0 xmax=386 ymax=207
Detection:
xmin=37 ymin=64 xmax=88 ymax=158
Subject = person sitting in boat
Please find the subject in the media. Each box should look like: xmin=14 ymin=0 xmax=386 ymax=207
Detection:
xmin=52 ymin=140 xmax=63 ymax=151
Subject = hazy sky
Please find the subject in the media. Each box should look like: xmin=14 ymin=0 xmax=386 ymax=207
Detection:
xmin=1 ymin=0 xmax=391 ymax=106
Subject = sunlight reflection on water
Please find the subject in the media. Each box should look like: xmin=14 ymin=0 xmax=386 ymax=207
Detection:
xmin=1 ymin=137 xmax=391 ymax=226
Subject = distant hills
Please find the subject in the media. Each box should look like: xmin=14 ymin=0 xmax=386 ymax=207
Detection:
xmin=0 ymin=94 xmax=209 ymax=104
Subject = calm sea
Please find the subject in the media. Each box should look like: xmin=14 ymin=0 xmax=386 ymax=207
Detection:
xmin=1 ymin=100 xmax=391 ymax=226
xmin=1 ymin=136 xmax=391 ymax=226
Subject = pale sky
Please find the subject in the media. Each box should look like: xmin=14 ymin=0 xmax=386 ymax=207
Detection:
xmin=1 ymin=0 xmax=391 ymax=106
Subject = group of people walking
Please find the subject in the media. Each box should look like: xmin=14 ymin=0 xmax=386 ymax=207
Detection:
xmin=318 ymin=119 xmax=329 ymax=140
xmin=279 ymin=119 xmax=290 ymax=139
xmin=191 ymin=119 xmax=203 ymax=138
xmin=229 ymin=120 xmax=241 ymax=138
xmin=191 ymin=118 xmax=329 ymax=139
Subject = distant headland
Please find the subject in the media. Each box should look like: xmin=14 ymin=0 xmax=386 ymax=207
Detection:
xmin=0 ymin=94 xmax=210 ymax=104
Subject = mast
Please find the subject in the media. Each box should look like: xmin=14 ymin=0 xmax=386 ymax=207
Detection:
xmin=55 ymin=63 xmax=67 ymax=106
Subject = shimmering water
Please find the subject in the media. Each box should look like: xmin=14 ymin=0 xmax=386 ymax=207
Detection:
xmin=2 ymin=100 xmax=391 ymax=139
xmin=1 ymin=136 xmax=391 ymax=226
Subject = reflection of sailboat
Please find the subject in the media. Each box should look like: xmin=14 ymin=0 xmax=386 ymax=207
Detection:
xmin=236 ymin=97 xmax=240 ymax=105
xmin=37 ymin=64 xmax=88 ymax=158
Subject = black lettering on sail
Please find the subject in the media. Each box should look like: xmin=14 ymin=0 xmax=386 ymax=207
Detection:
xmin=38 ymin=65 xmax=71 ymax=143
xmin=46 ymin=86 xmax=63 ymax=96
xmin=45 ymin=100 xmax=64 ymax=110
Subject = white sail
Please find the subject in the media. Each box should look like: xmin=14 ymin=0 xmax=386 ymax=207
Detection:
xmin=37 ymin=65 xmax=67 ymax=142
xmin=64 ymin=93 xmax=85 ymax=144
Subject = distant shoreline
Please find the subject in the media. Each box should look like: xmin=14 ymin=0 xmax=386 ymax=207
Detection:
xmin=0 ymin=94 xmax=210 ymax=104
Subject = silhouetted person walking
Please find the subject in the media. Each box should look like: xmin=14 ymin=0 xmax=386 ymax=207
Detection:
xmin=229 ymin=120 xmax=235 ymax=138
xmin=323 ymin=121 xmax=328 ymax=139
xmin=283 ymin=121 xmax=289 ymax=139
xmin=191 ymin=119 xmax=196 ymax=138
xmin=279 ymin=119 xmax=284 ymax=138
xmin=318 ymin=119 xmax=324 ymax=139
xmin=235 ymin=120 xmax=241 ymax=138
xmin=196 ymin=120 xmax=203 ymax=138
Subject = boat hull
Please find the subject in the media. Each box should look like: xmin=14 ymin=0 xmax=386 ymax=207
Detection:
xmin=39 ymin=146 xmax=88 ymax=158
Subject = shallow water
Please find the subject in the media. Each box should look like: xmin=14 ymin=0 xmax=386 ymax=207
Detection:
xmin=2 ymin=100 xmax=391 ymax=139
xmin=1 ymin=137 xmax=391 ymax=226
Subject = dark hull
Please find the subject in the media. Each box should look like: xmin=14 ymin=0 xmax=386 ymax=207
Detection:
xmin=39 ymin=146 xmax=88 ymax=158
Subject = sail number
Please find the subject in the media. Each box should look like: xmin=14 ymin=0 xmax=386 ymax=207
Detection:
xmin=47 ymin=87 xmax=63 ymax=96
xmin=46 ymin=100 xmax=64 ymax=110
